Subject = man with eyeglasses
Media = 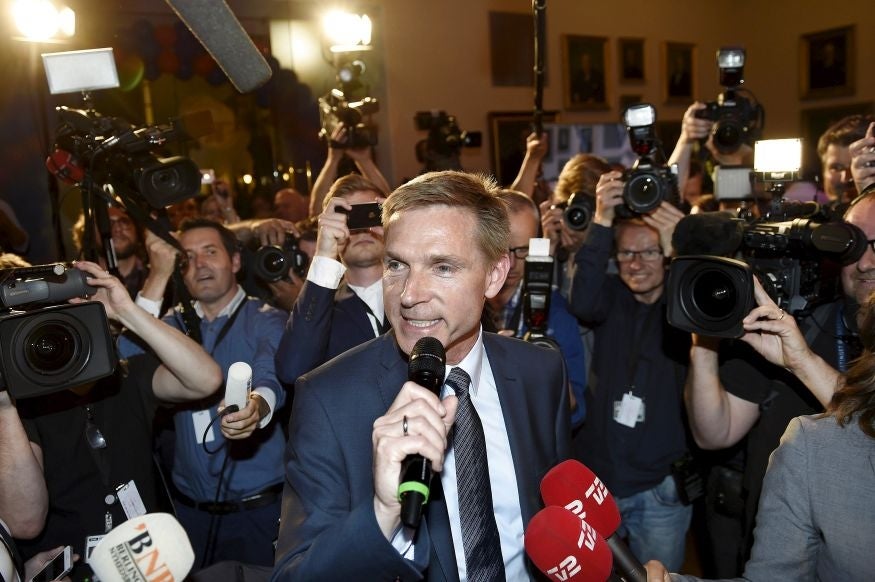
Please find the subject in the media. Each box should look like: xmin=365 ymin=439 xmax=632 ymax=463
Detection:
xmin=487 ymin=190 xmax=588 ymax=426
xmin=0 ymin=261 xmax=221 ymax=582
xmin=567 ymin=169 xmax=692 ymax=572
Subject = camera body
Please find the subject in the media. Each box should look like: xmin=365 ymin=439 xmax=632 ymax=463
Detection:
xmin=667 ymin=205 xmax=866 ymax=337
xmin=252 ymin=234 xmax=309 ymax=283
xmin=619 ymin=157 xmax=679 ymax=217
xmin=558 ymin=192 xmax=595 ymax=231
xmin=694 ymin=91 xmax=762 ymax=155
xmin=318 ymin=88 xmax=379 ymax=149
xmin=414 ymin=111 xmax=482 ymax=159
xmin=0 ymin=264 xmax=116 ymax=398
xmin=618 ymin=103 xmax=679 ymax=218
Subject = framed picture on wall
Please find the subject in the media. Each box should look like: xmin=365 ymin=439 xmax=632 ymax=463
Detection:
xmin=662 ymin=42 xmax=695 ymax=104
xmin=618 ymin=38 xmax=645 ymax=83
xmin=800 ymin=25 xmax=855 ymax=99
xmin=562 ymin=35 xmax=609 ymax=110
xmin=488 ymin=110 xmax=559 ymax=185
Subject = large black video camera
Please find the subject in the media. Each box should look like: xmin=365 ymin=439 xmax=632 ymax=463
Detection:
xmin=618 ymin=104 xmax=679 ymax=218
xmin=319 ymin=88 xmax=379 ymax=149
xmin=0 ymin=264 xmax=117 ymax=399
xmin=414 ymin=111 xmax=482 ymax=158
xmin=48 ymin=107 xmax=205 ymax=209
xmin=667 ymin=203 xmax=866 ymax=337
xmin=250 ymin=234 xmax=309 ymax=283
xmin=694 ymin=47 xmax=764 ymax=155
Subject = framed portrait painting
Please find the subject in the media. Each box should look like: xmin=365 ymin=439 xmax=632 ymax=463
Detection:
xmin=800 ymin=26 xmax=855 ymax=99
xmin=663 ymin=42 xmax=695 ymax=104
xmin=562 ymin=35 xmax=609 ymax=110
xmin=618 ymin=38 xmax=645 ymax=83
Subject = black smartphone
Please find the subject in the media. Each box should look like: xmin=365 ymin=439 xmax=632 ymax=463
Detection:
xmin=339 ymin=202 xmax=382 ymax=230
xmin=31 ymin=545 xmax=73 ymax=582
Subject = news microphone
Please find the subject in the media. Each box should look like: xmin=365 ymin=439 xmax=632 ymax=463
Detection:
xmin=541 ymin=460 xmax=647 ymax=582
xmin=90 ymin=513 xmax=194 ymax=582
xmin=398 ymin=336 xmax=446 ymax=529
xmin=224 ymin=362 xmax=252 ymax=415
xmin=163 ymin=0 xmax=272 ymax=93
xmin=525 ymin=506 xmax=614 ymax=582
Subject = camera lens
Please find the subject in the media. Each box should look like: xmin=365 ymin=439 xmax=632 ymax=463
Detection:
xmin=24 ymin=321 xmax=80 ymax=374
xmin=713 ymin=122 xmax=742 ymax=153
xmin=563 ymin=193 xmax=594 ymax=231
xmin=253 ymin=246 xmax=289 ymax=282
xmin=624 ymin=173 xmax=663 ymax=213
xmin=690 ymin=269 xmax=738 ymax=320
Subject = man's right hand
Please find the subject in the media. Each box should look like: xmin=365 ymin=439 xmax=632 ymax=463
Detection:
xmin=315 ymin=197 xmax=353 ymax=260
xmin=370 ymin=382 xmax=458 ymax=539
xmin=679 ymin=102 xmax=712 ymax=145
xmin=594 ymin=170 xmax=625 ymax=226
xmin=144 ymin=230 xmax=179 ymax=280
xmin=850 ymin=122 xmax=875 ymax=195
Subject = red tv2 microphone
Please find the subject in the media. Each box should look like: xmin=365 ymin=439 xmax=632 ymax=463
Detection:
xmin=541 ymin=460 xmax=647 ymax=582
xmin=525 ymin=505 xmax=613 ymax=582
xmin=397 ymin=336 xmax=446 ymax=528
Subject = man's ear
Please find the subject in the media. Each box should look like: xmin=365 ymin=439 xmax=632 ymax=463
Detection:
xmin=231 ymin=251 xmax=242 ymax=275
xmin=484 ymin=253 xmax=511 ymax=300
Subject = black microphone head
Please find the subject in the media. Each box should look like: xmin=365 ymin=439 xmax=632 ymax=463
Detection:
xmin=409 ymin=337 xmax=445 ymax=394
xmin=673 ymin=211 xmax=743 ymax=257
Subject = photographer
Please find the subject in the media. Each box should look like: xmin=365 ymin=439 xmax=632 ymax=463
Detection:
xmin=276 ymin=174 xmax=387 ymax=385
xmin=568 ymin=170 xmax=691 ymax=570
xmin=683 ymin=192 xmax=875 ymax=563
xmin=488 ymin=190 xmax=588 ymax=426
xmin=0 ymin=261 xmax=221 ymax=581
xmin=308 ymin=124 xmax=391 ymax=218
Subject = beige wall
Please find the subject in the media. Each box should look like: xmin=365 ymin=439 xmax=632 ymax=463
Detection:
xmin=366 ymin=0 xmax=871 ymax=184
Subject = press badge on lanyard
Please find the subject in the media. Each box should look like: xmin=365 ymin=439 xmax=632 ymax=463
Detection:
xmin=614 ymin=390 xmax=645 ymax=427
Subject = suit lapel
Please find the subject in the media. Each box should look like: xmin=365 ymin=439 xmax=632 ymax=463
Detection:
xmin=338 ymin=282 xmax=384 ymax=339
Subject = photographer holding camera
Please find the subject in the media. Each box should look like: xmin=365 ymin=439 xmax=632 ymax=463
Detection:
xmin=276 ymin=174 xmax=388 ymax=385
xmin=487 ymin=190 xmax=588 ymax=426
xmin=683 ymin=191 xmax=875 ymax=566
xmin=0 ymin=260 xmax=222 ymax=580
xmin=568 ymin=168 xmax=691 ymax=570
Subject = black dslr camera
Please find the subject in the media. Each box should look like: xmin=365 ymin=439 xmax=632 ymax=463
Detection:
xmin=0 ymin=264 xmax=117 ymax=399
xmin=554 ymin=191 xmax=595 ymax=231
xmin=251 ymin=234 xmax=309 ymax=283
xmin=694 ymin=47 xmax=764 ymax=155
xmin=618 ymin=104 xmax=679 ymax=218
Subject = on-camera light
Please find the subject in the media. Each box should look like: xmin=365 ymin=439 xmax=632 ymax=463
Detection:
xmin=754 ymin=139 xmax=802 ymax=174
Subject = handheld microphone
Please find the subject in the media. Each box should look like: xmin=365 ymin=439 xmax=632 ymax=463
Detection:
xmin=525 ymin=506 xmax=613 ymax=582
xmin=398 ymin=336 xmax=446 ymax=529
xmin=541 ymin=460 xmax=647 ymax=582
xmin=224 ymin=362 xmax=252 ymax=415
xmin=163 ymin=0 xmax=272 ymax=93
xmin=90 ymin=513 xmax=194 ymax=582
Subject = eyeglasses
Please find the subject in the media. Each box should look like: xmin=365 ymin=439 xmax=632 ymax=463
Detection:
xmin=508 ymin=246 xmax=529 ymax=260
xmin=616 ymin=248 xmax=663 ymax=263
xmin=85 ymin=406 xmax=107 ymax=450
xmin=867 ymin=239 xmax=875 ymax=253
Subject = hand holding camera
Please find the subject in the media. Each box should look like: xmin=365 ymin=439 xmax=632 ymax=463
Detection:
xmin=594 ymin=170 xmax=625 ymax=226
xmin=850 ymin=122 xmax=875 ymax=194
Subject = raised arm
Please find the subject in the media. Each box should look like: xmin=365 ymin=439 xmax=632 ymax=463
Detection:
xmin=0 ymin=392 xmax=47 ymax=538
xmin=849 ymin=122 xmax=875 ymax=195
xmin=73 ymin=261 xmax=221 ymax=403
xmin=510 ymin=132 xmax=548 ymax=196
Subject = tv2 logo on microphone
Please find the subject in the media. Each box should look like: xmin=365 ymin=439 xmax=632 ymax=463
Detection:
xmin=562 ymin=476 xmax=608 ymax=523
xmin=546 ymin=519 xmax=599 ymax=580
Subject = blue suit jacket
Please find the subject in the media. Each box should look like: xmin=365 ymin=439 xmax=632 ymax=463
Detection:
xmin=275 ymin=280 xmax=379 ymax=385
xmin=271 ymin=332 xmax=572 ymax=581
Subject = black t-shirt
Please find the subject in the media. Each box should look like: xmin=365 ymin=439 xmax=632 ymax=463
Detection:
xmin=720 ymin=300 xmax=851 ymax=538
xmin=16 ymin=354 xmax=160 ymax=579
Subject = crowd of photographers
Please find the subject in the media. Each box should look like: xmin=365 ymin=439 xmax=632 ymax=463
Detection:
xmin=1 ymin=62 xmax=875 ymax=581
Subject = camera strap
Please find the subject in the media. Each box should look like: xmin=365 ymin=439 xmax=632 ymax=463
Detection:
xmin=0 ymin=522 xmax=24 ymax=582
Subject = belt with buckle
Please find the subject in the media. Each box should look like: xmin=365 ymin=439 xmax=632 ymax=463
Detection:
xmin=173 ymin=483 xmax=283 ymax=515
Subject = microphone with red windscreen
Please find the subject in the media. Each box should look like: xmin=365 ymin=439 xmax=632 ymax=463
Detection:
xmin=524 ymin=505 xmax=614 ymax=582
xmin=541 ymin=460 xmax=647 ymax=582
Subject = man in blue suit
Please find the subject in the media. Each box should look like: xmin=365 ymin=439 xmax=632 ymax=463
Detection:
xmin=272 ymin=171 xmax=572 ymax=581
xmin=275 ymin=174 xmax=388 ymax=385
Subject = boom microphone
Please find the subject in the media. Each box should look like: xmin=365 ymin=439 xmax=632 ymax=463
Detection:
xmin=398 ymin=336 xmax=446 ymax=529
xmin=541 ymin=460 xmax=647 ymax=582
xmin=163 ymin=0 xmax=272 ymax=93
xmin=90 ymin=513 xmax=194 ymax=582
xmin=525 ymin=506 xmax=613 ymax=582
